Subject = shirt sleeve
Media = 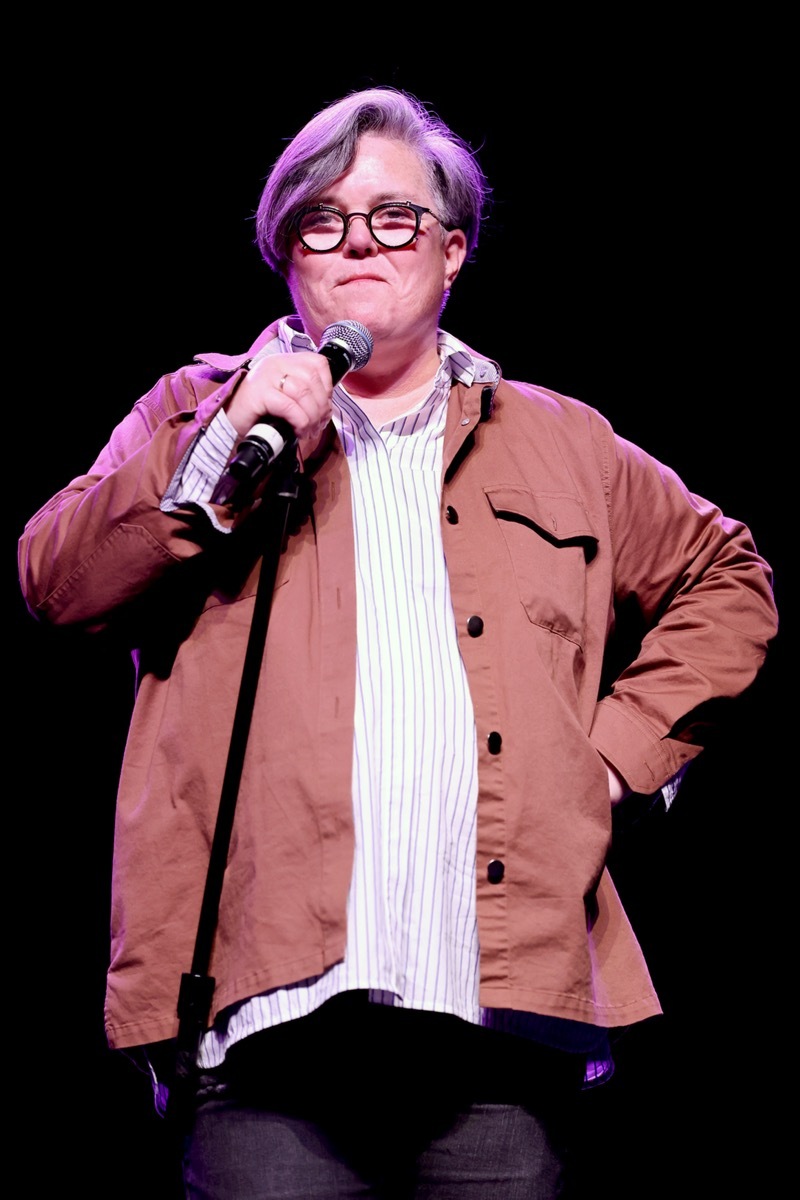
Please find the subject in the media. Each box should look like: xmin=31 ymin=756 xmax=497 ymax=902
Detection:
xmin=160 ymin=409 xmax=239 ymax=533
xmin=166 ymin=409 xmax=238 ymax=505
xmin=660 ymin=763 xmax=688 ymax=810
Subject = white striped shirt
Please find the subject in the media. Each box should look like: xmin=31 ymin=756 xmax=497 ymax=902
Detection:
xmin=196 ymin=324 xmax=489 ymax=1067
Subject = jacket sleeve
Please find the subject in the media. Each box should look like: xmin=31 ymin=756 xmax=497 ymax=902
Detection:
xmin=17 ymin=364 xmax=245 ymax=629
xmin=589 ymin=427 xmax=778 ymax=796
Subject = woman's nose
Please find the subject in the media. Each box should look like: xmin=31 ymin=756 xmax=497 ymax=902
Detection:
xmin=342 ymin=212 xmax=377 ymax=255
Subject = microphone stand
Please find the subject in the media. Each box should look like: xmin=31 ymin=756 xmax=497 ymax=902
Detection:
xmin=166 ymin=452 xmax=300 ymax=1133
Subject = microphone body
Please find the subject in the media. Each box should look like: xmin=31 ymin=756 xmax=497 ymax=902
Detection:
xmin=211 ymin=320 xmax=373 ymax=508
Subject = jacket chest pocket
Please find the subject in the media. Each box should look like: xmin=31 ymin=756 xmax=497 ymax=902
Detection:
xmin=485 ymin=486 xmax=599 ymax=648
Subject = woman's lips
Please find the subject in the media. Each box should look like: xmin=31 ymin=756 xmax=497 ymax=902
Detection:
xmin=337 ymin=274 xmax=385 ymax=285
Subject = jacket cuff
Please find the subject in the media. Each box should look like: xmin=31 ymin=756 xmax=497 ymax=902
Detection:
xmin=590 ymin=697 xmax=697 ymax=796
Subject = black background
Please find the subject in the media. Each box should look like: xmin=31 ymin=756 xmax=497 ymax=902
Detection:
xmin=10 ymin=21 xmax=791 ymax=1199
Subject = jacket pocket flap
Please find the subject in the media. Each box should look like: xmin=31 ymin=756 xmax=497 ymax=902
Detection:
xmin=484 ymin=486 xmax=597 ymax=543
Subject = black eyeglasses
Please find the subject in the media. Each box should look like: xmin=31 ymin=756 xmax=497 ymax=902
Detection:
xmin=294 ymin=201 xmax=444 ymax=253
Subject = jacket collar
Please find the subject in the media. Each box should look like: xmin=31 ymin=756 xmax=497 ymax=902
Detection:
xmin=192 ymin=317 xmax=502 ymax=421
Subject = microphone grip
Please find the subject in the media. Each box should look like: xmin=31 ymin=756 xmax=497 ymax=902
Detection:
xmin=210 ymin=417 xmax=295 ymax=508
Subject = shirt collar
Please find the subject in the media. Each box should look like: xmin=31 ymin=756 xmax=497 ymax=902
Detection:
xmin=277 ymin=317 xmax=499 ymax=390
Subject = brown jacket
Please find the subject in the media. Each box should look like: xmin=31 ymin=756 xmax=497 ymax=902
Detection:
xmin=18 ymin=320 xmax=778 ymax=1050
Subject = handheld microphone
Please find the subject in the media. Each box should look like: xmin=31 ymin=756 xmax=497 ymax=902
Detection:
xmin=211 ymin=320 xmax=373 ymax=508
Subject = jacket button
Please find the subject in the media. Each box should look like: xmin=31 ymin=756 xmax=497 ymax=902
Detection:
xmin=487 ymin=859 xmax=505 ymax=884
xmin=487 ymin=731 xmax=502 ymax=754
xmin=467 ymin=615 xmax=484 ymax=637
xmin=445 ymin=505 xmax=459 ymax=524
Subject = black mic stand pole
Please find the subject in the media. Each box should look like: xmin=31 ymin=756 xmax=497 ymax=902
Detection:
xmin=166 ymin=453 xmax=300 ymax=1133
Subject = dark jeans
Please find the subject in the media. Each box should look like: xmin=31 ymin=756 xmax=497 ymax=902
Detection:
xmin=182 ymin=992 xmax=585 ymax=1199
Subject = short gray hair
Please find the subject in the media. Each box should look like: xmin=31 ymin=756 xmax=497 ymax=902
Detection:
xmin=255 ymin=87 xmax=491 ymax=274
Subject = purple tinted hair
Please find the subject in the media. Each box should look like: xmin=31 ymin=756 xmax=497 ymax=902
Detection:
xmin=255 ymin=86 xmax=490 ymax=274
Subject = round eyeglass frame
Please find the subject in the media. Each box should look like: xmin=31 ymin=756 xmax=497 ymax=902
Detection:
xmin=294 ymin=201 xmax=445 ymax=253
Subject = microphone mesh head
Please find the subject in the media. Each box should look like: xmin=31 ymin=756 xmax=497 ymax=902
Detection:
xmin=320 ymin=320 xmax=374 ymax=371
